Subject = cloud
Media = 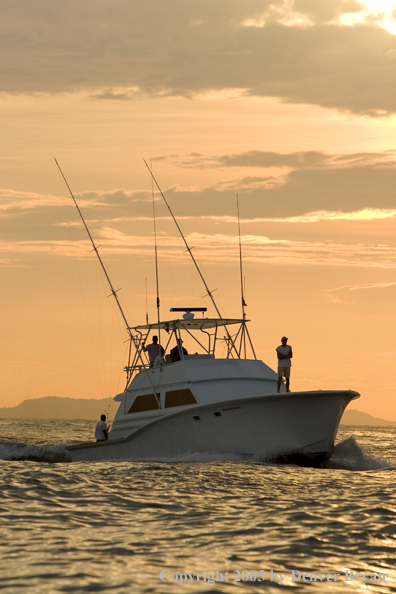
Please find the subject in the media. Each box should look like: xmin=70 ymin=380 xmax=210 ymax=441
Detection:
xmin=207 ymin=209 xmax=396 ymax=224
xmin=325 ymin=281 xmax=396 ymax=292
xmin=0 ymin=189 xmax=63 ymax=212
xmin=157 ymin=149 xmax=396 ymax=170
xmin=1 ymin=165 xmax=396 ymax=269
xmin=1 ymin=1 xmax=395 ymax=115
xmin=323 ymin=280 xmax=396 ymax=302
xmin=0 ymin=258 xmax=26 ymax=268
xmin=2 ymin=231 xmax=396 ymax=270
xmin=52 ymin=208 xmax=396 ymax=227
xmin=1 ymin=149 xmax=396 ymax=235
xmin=292 ymin=0 xmax=364 ymax=24
xmin=89 ymin=88 xmax=141 ymax=101
xmin=218 ymin=150 xmax=328 ymax=168
xmin=149 ymin=164 xmax=396 ymax=219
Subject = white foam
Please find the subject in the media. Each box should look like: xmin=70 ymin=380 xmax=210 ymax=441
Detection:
xmin=325 ymin=436 xmax=392 ymax=471
xmin=0 ymin=441 xmax=71 ymax=463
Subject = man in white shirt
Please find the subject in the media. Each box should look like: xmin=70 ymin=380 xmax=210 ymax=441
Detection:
xmin=95 ymin=414 xmax=109 ymax=442
xmin=142 ymin=335 xmax=165 ymax=368
xmin=276 ymin=336 xmax=293 ymax=393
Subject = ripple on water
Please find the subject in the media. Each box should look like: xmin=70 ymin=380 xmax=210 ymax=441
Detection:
xmin=0 ymin=422 xmax=395 ymax=593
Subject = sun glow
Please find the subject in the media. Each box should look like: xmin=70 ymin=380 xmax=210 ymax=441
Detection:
xmin=341 ymin=0 xmax=396 ymax=34
xmin=362 ymin=0 xmax=396 ymax=10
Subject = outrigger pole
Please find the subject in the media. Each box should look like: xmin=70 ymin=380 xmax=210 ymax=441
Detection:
xmin=144 ymin=159 xmax=222 ymax=319
xmin=143 ymin=159 xmax=240 ymax=357
xmin=54 ymin=158 xmax=160 ymax=399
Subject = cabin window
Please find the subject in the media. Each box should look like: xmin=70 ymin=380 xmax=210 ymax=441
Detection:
xmin=128 ymin=394 xmax=160 ymax=413
xmin=165 ymin=388 xmax=197 ymax=408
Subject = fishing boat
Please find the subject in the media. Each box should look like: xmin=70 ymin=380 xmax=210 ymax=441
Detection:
xmin=56 ymin=160 xmax=360 ymax=466
xmin=67 ymin=308 xmax=359 ymax=465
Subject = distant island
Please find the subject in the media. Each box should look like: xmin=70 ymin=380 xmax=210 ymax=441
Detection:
xmin=0 ymin=396 xmax=114 ymax=420
xmin=0 ymin=396 xmax=395 ymax=426
xmin=341 ymin=409 xmax=396 ymax=427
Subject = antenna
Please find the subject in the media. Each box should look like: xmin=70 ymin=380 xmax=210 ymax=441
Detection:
xmin=237 ymin=194 xmax=247 ymax=317
xmin=145 ymin=278 xmax=149 ymax=324
xmin=237 ymin=194 xmax=247 ymax=358
xmin=150 ymin=158 xmax=161 ymax=347
xmin=54 ymin=158 xmax=160 ymax=399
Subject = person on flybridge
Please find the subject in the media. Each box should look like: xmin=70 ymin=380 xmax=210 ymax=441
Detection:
xmin=142 ymin=335 xmax=165 ymax=368
xmin=170 ymin=338 xmax=188 ymax=363
xmin=276 ymin=336 xmax=293 ymax=393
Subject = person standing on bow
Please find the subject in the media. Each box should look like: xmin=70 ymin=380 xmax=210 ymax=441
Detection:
xmin=276 ymin=336 xmax=293 ymax=393
xmin=142 ymin=335 xmax=165 ymax=368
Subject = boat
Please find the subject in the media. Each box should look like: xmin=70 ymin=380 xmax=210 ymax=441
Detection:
xmin=67 ymin=307 xmax=359 ymax=465
xmin=56 ymin=160 xmax=359 ymax=466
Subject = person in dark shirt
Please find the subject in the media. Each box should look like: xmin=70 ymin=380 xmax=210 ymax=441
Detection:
xmin=170 ymin=338 xmax=188 ymax=362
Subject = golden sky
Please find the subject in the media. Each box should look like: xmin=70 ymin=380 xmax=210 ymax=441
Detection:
xmin=1 ymin=0 xmax=396 ymax=419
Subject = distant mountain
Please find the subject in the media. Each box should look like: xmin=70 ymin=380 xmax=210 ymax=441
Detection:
xmin=1 ymin=397 xmax=395 ymax=426
xmin=0 ymin=396 xmax=114 ymax=420
xmin=341 ymin=409 xmax=396 ymax=427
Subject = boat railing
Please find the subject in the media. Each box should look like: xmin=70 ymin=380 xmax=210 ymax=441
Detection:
xmin=125 ymin=352 xmax=216 ymax=375
xmin=123 ymin=315 xmax=257 ymax=390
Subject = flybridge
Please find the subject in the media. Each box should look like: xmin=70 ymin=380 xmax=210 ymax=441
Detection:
xmin=133 ymin=307 xmax=248 ymax=330
xmin=133 ymin=317 xmax=248 ymax=331
xmin=127 ymin=306 xmax=256 ymax=381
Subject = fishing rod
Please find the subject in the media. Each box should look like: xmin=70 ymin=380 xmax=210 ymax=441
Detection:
xmin=144 ymin=159 xmax=240 ymax=358
xmin=54 ymin=158 xmax=160 ymax=401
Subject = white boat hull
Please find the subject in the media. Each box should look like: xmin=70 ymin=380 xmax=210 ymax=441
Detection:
xmin=67 ymin=390 xmax=359 ymax=466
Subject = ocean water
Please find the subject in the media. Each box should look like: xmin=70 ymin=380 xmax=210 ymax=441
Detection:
xmin=0 ymin=420 xmax=395 ymax=594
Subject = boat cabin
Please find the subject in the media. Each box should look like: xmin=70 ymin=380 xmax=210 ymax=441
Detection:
xmin=109 ymin=308 xmax=278 ymax=439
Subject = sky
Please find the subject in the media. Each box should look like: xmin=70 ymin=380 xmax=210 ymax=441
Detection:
xmin=1 ymin=0 xmax=396 ymax=419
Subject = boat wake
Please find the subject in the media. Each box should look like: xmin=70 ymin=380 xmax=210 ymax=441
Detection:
xmin=0 ymin=436 xmax=392 ymax=470
xmin=0 ymin=441 xmax=72 ymax=463
xmin=324 ymin=437 xmax=393 ymax=471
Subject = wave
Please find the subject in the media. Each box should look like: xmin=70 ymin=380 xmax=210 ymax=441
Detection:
xmin=122 ymin=451 xmax=249 ymax=464
xmin=325 ymin=436 xmax=393 ymax=471
xmin=0 ymin=441 xmax=72 ymax=463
